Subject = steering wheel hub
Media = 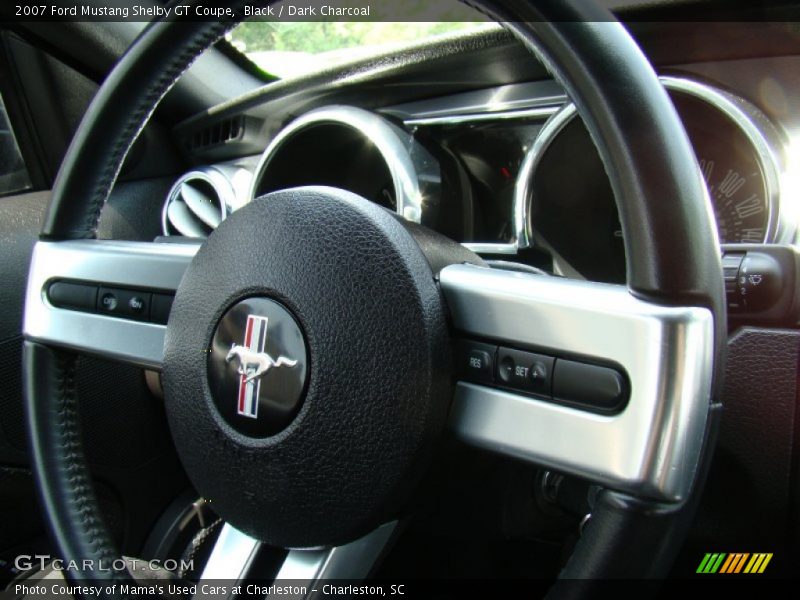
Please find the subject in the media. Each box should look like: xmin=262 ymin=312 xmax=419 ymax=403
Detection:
xmin=162 ymin=186 xmax=452 ymax=548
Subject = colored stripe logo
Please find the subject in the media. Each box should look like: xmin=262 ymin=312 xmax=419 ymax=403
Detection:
xmin=237 ymin=315 xmax=268 ymax=419
xmin=696 ymin=553 xmax=773 ymax=574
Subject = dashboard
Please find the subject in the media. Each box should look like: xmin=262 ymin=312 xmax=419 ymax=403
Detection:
xmin=162 ymin=33 xmax=800 ymax=287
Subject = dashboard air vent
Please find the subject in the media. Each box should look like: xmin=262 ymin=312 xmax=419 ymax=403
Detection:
xmin=162 ymin=172 xmax=228 ymax=238
xmin=186 ymin=116 xmax=244 ymax=152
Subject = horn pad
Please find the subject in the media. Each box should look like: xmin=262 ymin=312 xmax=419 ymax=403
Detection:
xmin=161 ymin=187 xmax=451 ymax=548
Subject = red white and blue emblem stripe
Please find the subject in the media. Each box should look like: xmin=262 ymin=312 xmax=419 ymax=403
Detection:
xmin=238 ymin=315 xmax=268 ymax=419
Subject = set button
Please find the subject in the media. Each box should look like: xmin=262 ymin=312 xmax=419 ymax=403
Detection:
xmin=496 ymin=347 xmax=554 ymax=397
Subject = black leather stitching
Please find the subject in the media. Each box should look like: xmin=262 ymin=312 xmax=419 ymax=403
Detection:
xmin=52 ymin=351 xmax=131 ymax=591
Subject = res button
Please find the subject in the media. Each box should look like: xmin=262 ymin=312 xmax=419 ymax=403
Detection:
xmin=456 ymin=340 xmax=496 ymax=384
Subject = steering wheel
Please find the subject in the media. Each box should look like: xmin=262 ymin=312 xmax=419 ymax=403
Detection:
xmin=23 ymin=0 xmax=725 ymax=594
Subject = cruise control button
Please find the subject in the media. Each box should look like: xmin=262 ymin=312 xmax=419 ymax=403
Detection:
xmin=552 ymin=359 xmax=627 ymax=413
xmin=128 ymin=295 xmax=147 ymax=315
xmin=456 ymin=340 xmax=496 ymax=384
xmin=98 ymin=287 xmax=152 ymax=321
xmin=528 ymin=360 xmax=549 ymax=391
xmin=150 ymin=293 xmax=175 ymax=324
xmin=47 ymin=281 xmax=98 ymax=312
xmin=99 ymin=290 xmax=119 ymax=312
xmin=469 ymin=349 xmax=492 ymax=372
xmin=497 ymin=347 xmax=554 ymax=397
xmin=498 ymin=354 xmax=515 ymax=384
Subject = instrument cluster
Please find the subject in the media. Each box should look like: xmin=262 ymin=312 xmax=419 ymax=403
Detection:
xmin=173 ymin=76 xmax=793 ymax=285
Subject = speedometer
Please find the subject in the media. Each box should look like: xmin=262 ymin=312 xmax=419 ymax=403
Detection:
xmin=670 ymin=81 xmax=781 ymax=245
xmin=700 ymin=153 xmax=767 ymax=243
xmin=525 ymin=76 xmax=790 ymax=283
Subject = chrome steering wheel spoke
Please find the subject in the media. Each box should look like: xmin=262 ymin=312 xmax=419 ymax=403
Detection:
xmin=24 ymin=239 xmax=198 ymax=370
xmin=440 ymin=263 xmax=715 ymax=503
xmin=195 ymin=524 xmax=261 ymax=598
xmin=195 ymin=522 xmax=397 ymax=600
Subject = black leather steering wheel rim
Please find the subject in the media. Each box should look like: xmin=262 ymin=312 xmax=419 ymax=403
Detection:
xmin=24 ymin=0 xmax=725 ymax=593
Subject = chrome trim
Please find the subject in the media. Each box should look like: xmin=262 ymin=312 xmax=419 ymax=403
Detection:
xmin=394 ymin=89 xmax=562 ymax=253
xmin=199 ymin=523 xmax=260 ymax=586
xmin=382 ymin=79 xmax=566 ymax=122
xmin=162 ymin=158 xmax=258 ymax=238
xmin=660 ymin=76 xmax=788 ymax=244
xmin=440 ymin=264 xmax=714 ymax=502
xmin=213 ymin=156 xmax=260 ymax=212
xmin=271 ymin=522 xmax=396 ymax=597
xmin=23 ymin=240 xmax=199 ymax=369
xmin=513 ymin=103 xmax=578 ymax=252
xmin=404 ymin=106 xmax=558 ymax=127
xmin=250 ymin=105 xmax=437 ymax=224
xmin=461 ymin=242 xmax=519 ymax=255
xmin=518 ymin=76 xmax=790 ymax=250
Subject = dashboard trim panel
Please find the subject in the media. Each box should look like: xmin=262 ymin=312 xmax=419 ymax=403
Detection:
xmin=383 ymin=79 xmax=565 ymax=122
xmin=404 ymin=106 xmax=558 ymax=127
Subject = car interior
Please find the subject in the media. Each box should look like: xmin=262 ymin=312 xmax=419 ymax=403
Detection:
xmin=1 ymin=0 xmax=799 ymax=595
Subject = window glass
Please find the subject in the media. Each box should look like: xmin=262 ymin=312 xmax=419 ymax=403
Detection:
xmin=229 ymin=1 xmax=493 ymax=79
xmin=0 ymin=95 xmax=32 ymax=197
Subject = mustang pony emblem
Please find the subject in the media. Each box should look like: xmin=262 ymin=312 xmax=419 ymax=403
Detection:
xmin=225 ymin=344 xmax=298 ymax=383
xmin=227 ymin=315 xmax=297 ymax=419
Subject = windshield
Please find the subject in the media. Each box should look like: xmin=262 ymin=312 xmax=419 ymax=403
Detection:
xmin=227 ymin=2 xmax=493 ymax=79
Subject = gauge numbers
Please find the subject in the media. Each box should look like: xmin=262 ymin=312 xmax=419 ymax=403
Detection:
xmin=699 ymin=158 xmax=767 ymax=243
